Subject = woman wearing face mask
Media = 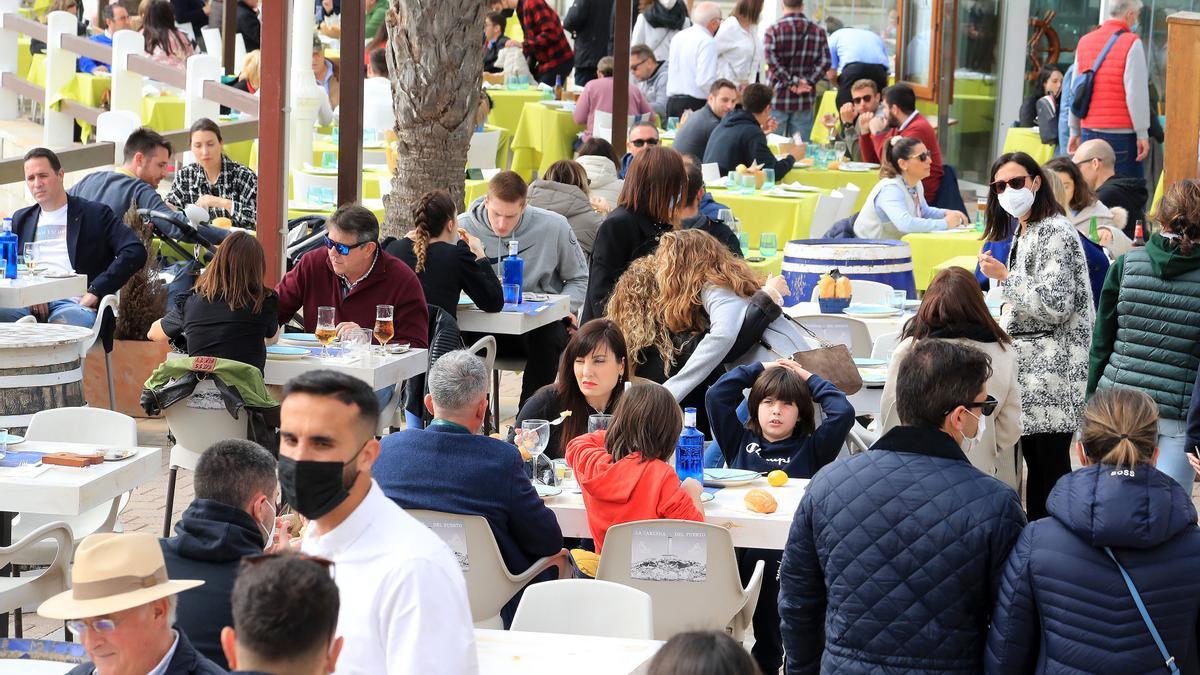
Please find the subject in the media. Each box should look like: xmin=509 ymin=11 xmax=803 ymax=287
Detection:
xmin=853 ymin=136 xmax=970 ymax=240
xmin=879 ymin=267 xmax=1023 ymax=489
xmin=978 ymin=151 xmax=1094 ymax=520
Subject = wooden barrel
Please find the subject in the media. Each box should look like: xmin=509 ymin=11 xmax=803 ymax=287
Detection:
xmin=0 ymin=324 xmax=92 ymax=434
xmin=781 ymin=239 xmax=918 ymax=306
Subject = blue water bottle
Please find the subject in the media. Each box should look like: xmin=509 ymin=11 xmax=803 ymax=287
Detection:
xmin=675 ymin=407 xmax=705 ymax=485
xmin=0 ymin=219 xmax=17 ymax=279
xmin=502 ymin=239 xmax=524 ymax=304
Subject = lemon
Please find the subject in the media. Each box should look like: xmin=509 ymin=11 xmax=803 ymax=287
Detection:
xmin=767 ymin=470 xmax=788 ymax=487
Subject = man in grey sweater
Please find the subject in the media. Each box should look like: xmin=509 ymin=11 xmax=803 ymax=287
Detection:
xmin=458 ymin=171 xmax=590 ymax=406
xmin=671 ymin=78 xmax=738 ymax=160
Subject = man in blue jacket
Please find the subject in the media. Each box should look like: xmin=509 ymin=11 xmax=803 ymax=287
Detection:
xmin=374 ymin=350 xmax=564 ymax=625
xmin=1 ymin=147 xmax=147 ymax=326
xmin=703 ymin=83 xmax=805 ymax=177
xmin=779 ymin=339 xmax=1026 ymax=674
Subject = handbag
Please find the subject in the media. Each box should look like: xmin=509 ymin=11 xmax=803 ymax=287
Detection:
xmin=1104 ymin=546 xmax=1181 ymax=674
xmin=1071 ymin=30 xmax=1128 ymax=120
xmin=761 ymin=316 xmax=863 ymax=395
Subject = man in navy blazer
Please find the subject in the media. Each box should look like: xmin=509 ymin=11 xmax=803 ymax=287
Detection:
xmin=373 ymin=350 xmax=563 ymax=625
xmin=0 ymin=147 xmax=146 ymax=326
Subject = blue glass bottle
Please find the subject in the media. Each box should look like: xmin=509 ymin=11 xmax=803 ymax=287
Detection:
xmin=675 ymin=407 xmax=705 ymax=485
xmin=0 ymin=219 xmax=17 ymax=279
xmin=502 ymin=239 xmax=524 ymax=304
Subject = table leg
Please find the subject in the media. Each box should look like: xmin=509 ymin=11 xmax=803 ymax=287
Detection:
xmin=0 ymin=510 xmax=11 ymax=638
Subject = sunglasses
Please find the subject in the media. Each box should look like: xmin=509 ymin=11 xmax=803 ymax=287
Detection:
xmin=323 ymin=235 xmax=372 ymax=256
xmin=943 ymin=395 xmax=999 ymax=417
xmin=630 ymin=59 xmax=648 ymax=71
xmin=989 ymin=175 xmax=1031 ymax=194
xmin=851 ymin=94 xmax=875 ymax=105
xmin=906 ymin=151 xmax=931 ymax=162
xmin=630 ymin=138 xmax=659 ymax=147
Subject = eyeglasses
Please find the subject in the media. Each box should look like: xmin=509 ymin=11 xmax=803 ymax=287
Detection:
xmin=323 ymin=235 xmax=372 ymax=256
xmin=943 ymin=395 xmax=999 ymax=417
xmin=630 ymin=59 xmax=648 ymax=71
xmin=67 ymin=617 xmax=123 ymax=635
xmin=989 ymin=175 xmax=1031 ymax=194
xmin=851 ymin=94 xmax=875 ymax=105
xmin=630 ymin=138 xmax=658 ymax=147
xmin=1074 ymin=158 xmax=1097 ymax=167
xmin=907 ymin=151 xmax=931 ymax=162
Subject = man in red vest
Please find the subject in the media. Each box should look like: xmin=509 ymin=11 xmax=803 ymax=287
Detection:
xmin=1067 ymin=0 xmax=1149 ymax=179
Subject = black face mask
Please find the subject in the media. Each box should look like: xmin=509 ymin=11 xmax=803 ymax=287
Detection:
xmin=277 ymin=444 xmax=365 ymax=520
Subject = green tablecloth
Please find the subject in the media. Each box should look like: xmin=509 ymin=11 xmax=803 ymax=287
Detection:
xmin=487 ymin=89 xmax=544 ymax=136
xmin=142 ymin=95 xmax=186 ymax=132
xmin=708 ymin=186 xmax=820 ymax=244
xmin=902 ymin=229 xmax=985 ymax=291
xmin=780 ymin=167 xmax=878 ymax=212
xmin=1002 ymin=127 xmax=1055 ymax=165
xmin=511 ymin=101 xmax=583 ymax=178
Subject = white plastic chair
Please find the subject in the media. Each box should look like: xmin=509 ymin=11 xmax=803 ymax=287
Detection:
xmin=790 ymin=314 xmax=874 ymax=358
xmin=81 ymin=294 xmax=120 ymax=410
xmin=511 ymin=579 xmax=654 ymax=639
xmin=200 ymin=27 xmax=221 ymax=57
xmin=14 ymin=315 xmax=35 ymax=324
xmin=393 ymin=336 xmax=496 ymax=430
xmin=808 ymin=192 xmax=844 ymax=239
xmin=0 ymin=521 xmax=73 ymax=638
xmin=846 ymin=424 xmax=878 ymax=455
xmin=467 ymin=130 xmax=502 ymax=170
xmin=492 ymin=355 xmax=527 ymax=432
xmin=597 ymin=519 xmax=764 ymax=642
xmin=840 ymin=182 xmax=862 ymax=218
xmin=808 ymin=279 xmax=893 ymax=306
xmin=293 ymin=170 xmax=338 ymax=203
xmin=407 ymin=509 xmax=570 ymax=628
xmin=162 ymin=379 xmax=250 ymax=536
xmin=10 ymin=408 xmax=137 ymax=567
xmin=871 ymin=331 xmax=902 ymax=360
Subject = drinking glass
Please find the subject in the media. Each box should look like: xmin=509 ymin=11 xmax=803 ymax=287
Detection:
xmin=822 ymin=112 xmax=838 ymax=139
xmin=806 ymin=143 xmax=818 ymax=162
xmin=518 ymin=420 xmax=551 ymax=483
xmin=976 ymin=195 xmax=988 ymax=229
xmin=716 ymin=208 xmax=734 ymax=225
xmin=667 ymin=116 xmax=679 ymax=132
xmin=738 ymin=231 xmax=750 ymax=257
xmin=762 ymin=168 xmax=775 ymax=190
xmin=315 ymin=306 xmax=337 ymax=358
xmin=503 ymin=283 xmax=521 ymax=305
xmin=321 ymin=151 xmax=337 ymax=169
xmin=0 ymin=427 xmax=7 ymax=461
xmin=833 ymin=141 xmax=848 ymax=161
xmin=760 ymin=232 xmax=778 ymax=257
xmin=588 ymin=414 xmax=612 ymax=433
xmin=331 ymin=125 xmax=339 ymax=144
xmin=374 ymin=305 xmax=394 ymax=356
xmin=891 ymin=289 xmax=908 ymax=310
xmin=345 ymin=328 xmax=372 ymax=359
xmin=23 ymin=243 xmax=37 ymax=277
xmin=741 ymin=172 xmax=756 ymax=195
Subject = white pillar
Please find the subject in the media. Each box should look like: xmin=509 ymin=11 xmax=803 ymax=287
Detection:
xmin=0 ymin=0 xmax=19 ymax=120
xmin=110 ymin=29 xmax=145 ymax=127
xmin=43 ymin=10 xmax=76 ymax=147
xmin=288 ymin=0 xmax=320 ymax=172
xmin=184 ymin=53 xmax=222 ymax=125
xmin=96 ymin=110 xmax=142 ymax=163
xmin=992 ymin=0 xmax=1031 ymax=159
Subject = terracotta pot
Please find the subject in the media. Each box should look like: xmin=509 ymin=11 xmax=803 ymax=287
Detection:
xmin=84 ymin=339 xmax=171 ymax=418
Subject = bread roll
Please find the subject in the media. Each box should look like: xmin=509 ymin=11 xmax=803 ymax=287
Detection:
xmin=744 ymin=488 xmax=778 ymax=514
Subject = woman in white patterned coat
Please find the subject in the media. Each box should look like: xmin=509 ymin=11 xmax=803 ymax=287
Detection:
xmin=979 ymin=152 xmax=1094 ymax=520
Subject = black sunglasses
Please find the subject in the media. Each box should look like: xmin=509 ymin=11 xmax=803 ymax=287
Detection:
xmin=989 ymin=175 xmax=1032 ymax=194
xmin=630 ymin=59 xmax=648 ymax=71
xmin=323 ymin=235 xmax=372 ymax=256
xmin=943 ymin=395 xmax=999 ymax=417
xmin=906 ymin=151 xmax=931 ymax=162
xmin=630 ymin=138 xmax=659 ymax=147
xmin=851 ymin=94 xmax=875 ymax=105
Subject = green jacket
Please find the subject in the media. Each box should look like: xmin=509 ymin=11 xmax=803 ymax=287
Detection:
xmin=144 ymin=357 xmax=278 ymax=409
xmin=1088 ymin=234 xmax=1200 ymax=418
xmin=365 ymin=2 xmax=387 ymax=39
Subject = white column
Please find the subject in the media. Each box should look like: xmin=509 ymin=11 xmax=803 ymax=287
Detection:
xmin=288 ymin=0 xmax=320 ymax=172
xmin=43 ymin=10 xmax=76 ymax=146
xmin=184 ymin=53 xmax=222 ymax=125
xmin=110 ymin=29 xmax=145 ymax=127
xmin=0 ymin=0 xmax=19 ymax=120
xmin=992 ymin=0 xmax=1031 ymax=159
xmin=96 ymin=110 xmax=142 ymax=163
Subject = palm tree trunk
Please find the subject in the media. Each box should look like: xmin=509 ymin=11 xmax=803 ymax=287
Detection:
xmin=382 ymin=0 xmax=486 ymax=238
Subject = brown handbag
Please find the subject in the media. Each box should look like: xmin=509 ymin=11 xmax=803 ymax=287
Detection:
xmin=761 ymin=317 xmax=864 ymax=395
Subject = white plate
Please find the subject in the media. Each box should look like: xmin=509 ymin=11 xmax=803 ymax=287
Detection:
xmin=43 ymin=272 xmax=77 ymax=279
xmin=700 ymin=491 xmax=715 ymax=503
xmin=288 ymin=201 xmax=334 ymax=212
xmin=301 ymin=164 xmax=339 ymax=175
xmin=854 ymin=357 xmax=887 ymax=367
xmin=704 ymin=468 xmax=761 ymax=487
xmin=764 ymin=189 xmax=808 ymax=199
xmin=839 ymin=162 xmax=877 ymax=172
xmin=104 ymin=449 xmax=136 ymax=462
xmin=843 ymin=305 xmax=903 ymax=317
xmin=0 ymin=434 xmax=23 ymax=446
xmin=535 ymin=484 xmax=562 ymax=498
xmin=780 ymin=182 xmax=823 ymax=193
xmin=267 ymin=345 xmax=309 ymax=361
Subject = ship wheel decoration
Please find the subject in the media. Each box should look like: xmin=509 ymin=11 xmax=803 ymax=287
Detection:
xmin=1027 ymin=10 xmax=1072 ymax=80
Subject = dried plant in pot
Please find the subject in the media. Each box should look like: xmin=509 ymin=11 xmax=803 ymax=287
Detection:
xmin=114 ymin=203 xmax=166 ymax=340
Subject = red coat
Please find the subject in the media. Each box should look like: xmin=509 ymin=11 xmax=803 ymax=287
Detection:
xmin=1075 ymin=19 xmax=1140 ymax=130
xmin=276 ymin=248 xmax=429 ymax=348
xmin=861 ymin=111 xmax=944 ymax=204
xmin=566 ymin=431 xmax=703 ymax=552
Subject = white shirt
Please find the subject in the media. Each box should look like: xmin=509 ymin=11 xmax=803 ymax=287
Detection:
xmin=362 ymin=76 xmax=396 ymax=130
xmin=34 ymin=202 xmax=72 ymax=275
xmin=667 ymin=24 xmax=718 ymax=100
xmin=715 ymin=16 xmax=762 ymax=86
xmin=302 ymin=481 xmax=477 ymax=675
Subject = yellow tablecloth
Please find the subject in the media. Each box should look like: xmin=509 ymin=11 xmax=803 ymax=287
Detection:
xmin=781 ymin=166 xmax=878 ymax=212
xmin=465 ymin=179 xmax=488 ymax=208
xmin=746 ymin=250 xmax=783 ymax=276
xmin=902 ymin=229 xmax=986 ymax=291
xmin=18 ymin=36 xmax=31 ymax=81
xmin=1151 ymin=169 xmax=1164 ymax=217
xmin=142 ymin=95 xmax=186 ymax=132
xmin=26 ymin=54 xmax=113 ymax=141
xmin=487 ymin=88 xmax=545 ymax=138
xmin=808 ymin=91 xmax=840 ymax=146
xmin=708 ymin=186 xmax=820 ymax=244
xmin=289 ymin=199 xmax=386 ymax=223
xmin=504 ymin=20 xmax=524 ymax=44
xmin=511 ymin=101 xmax=583 ymax=178
xmin=1002 ymin=127 xmax=1055 ymax=165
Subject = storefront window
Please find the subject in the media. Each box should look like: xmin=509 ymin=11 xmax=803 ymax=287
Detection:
xmin=901 ymin=0 xmax=936 ymax=89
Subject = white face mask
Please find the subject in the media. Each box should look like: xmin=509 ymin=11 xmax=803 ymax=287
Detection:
xmin=960 ymin=409 xmax=986 ymax=453
xmin=997 ymin=187 xmax=1036 ymax=219
xmin=259 ymin=500 xmax=276 ymax=550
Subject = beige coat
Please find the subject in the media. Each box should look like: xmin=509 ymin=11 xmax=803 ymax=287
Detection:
xmin=879 ymin=336 xmax=1024 ymax=490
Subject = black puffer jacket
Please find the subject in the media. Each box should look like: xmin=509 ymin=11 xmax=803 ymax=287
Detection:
xmin=562 ymin=0 xmax=614 ymax=70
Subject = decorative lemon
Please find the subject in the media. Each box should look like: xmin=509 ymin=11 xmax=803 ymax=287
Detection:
xmin=767 ymin=470 xmax=789 ymax=487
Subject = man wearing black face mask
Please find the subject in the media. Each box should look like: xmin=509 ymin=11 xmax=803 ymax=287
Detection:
xmin=159 ymin=439 xmax=281 ymax=670
xmin=280 ymin=370 xmax=476 ymax=673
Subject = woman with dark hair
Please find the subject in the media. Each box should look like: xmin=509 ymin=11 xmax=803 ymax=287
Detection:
xmin=1044 ymin=156 xmax=1131 ymax=258
xmin=148 ymin=231 xmax=279 ymax=371
xmin=853 ymin=136 xmax=969 ymax=240
xmin=141 ymin=0 xmax=194 ymax=69
xmin=515 ymin=318 xmax=632 ymax=459
xmin=575 ymin=137 xmax=624 ymax=206
xmin=385 ymin=190 xmax=503 ymax=318
xmin=879 ymin=267 xmax=1022 ymax=488
xmin=1018 ymin=65 xmax=1062 ymax=147
xmin=978 ymin=151 xmax=1093 ymax=520
xmin=582 ymin=145 xmax=687 ymax=321
xmin=167 ymin=118 xmax=258 ymax=228
xmin=1088 ymin=179 xmax=1200 ymax=494
xmin=527 ymin=160 xmax=606 ymax=258
xmin=648 ymin=631 xmax=761 ymax=675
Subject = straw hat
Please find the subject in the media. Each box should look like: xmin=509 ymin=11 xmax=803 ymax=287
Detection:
xmin=38 ymin=533 xmax=204 ymax=620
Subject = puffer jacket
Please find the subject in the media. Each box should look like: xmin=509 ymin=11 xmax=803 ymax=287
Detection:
xmin=985 ymin=463 xmax=1200 ymax=674
xmin=779 ymin=426 xmax=1026 ymax=674
xmin=576 ymin=154 xmax=624 ymax=206
xmin=527 ymin=179 xmax=604 ymax=258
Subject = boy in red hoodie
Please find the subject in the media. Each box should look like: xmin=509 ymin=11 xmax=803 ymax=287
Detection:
xmin=566 ymin=383 xmax=705 ymax=573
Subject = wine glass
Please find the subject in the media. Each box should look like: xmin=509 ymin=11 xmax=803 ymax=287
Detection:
xmin=315 ymin=306 xmax=337 ymax=358
xmin=23 ymin=243 xmax=37 ymax=277
xmin=518 ymin=420 xmax=551 ymax=484
xmin=821 ymin=113 xmax=838 ymax=144
xmin=833 ymin=140 xmax=848 ymax=162
xmin=374 ymin=304 xmax=394 ymax=356
xmin=587 ymin=414 xmax=612 ymax=433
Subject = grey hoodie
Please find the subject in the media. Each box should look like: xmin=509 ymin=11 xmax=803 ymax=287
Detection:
xmin=527 ymin=179 xmax=603 ymax=258
xmin=458 ymin=196 xmax=590 ymax=314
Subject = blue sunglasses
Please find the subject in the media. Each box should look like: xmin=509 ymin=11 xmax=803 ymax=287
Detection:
xmin=323 ymin=236 xmax=373 ymax=256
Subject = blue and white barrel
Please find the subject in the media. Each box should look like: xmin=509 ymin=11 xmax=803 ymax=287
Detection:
xmin=781 ymin=239 xmax=917 ymax=306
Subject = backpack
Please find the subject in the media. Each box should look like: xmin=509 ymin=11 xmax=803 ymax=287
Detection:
xmin=1070 ymin=30 xmax=1128 ymax=120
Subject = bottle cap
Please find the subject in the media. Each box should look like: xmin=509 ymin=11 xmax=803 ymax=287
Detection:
xmin=683 ymin=407 xmax=697 ymax=427
xmin=508 ymin=239 xmax=519 ymax=255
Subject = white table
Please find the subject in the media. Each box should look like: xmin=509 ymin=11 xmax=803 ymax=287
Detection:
xmin=475 ymin=628 xmax=664 ymax=674
xmin=457 ymin=294 xmax=571 ymax=335
xmin=784 ymin=302 xmax=912 ymax=344
xmin=546 ymin=478 xmax=808 ymax=550
xmin=0 ymin=274 xmax=87 ymax=308
xmin=263 ymin=347 xmax=428 ymax=388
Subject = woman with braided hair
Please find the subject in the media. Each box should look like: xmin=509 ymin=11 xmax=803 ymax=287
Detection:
xmin=386 ymin=190 xmax=504 ymax=317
